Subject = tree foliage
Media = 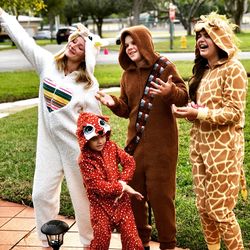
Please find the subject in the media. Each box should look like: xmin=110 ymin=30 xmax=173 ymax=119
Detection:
xmin=63 ymin=0 xmax=81 ymax=25
xmin=129 ymin=0 xmax=159 ymax=26
xmin=152 ymin=0 xmax=248 ymax=34
xmin=2 ymin=0 xmax=248 ymax=36
xmin=41 ymin=0 xmax=65 ymax=37
xmin=42 ymin=0 xmax=65 ymax=17
xmin=131 ymin=0 xmax=144 ymax=25
xmin=150 ymin=0 xmax=212 ymax=35
xmin=77 ymin=0 xmax=127 ymax=37
xmin=172 ymin=0 xmax=207 ymax=35
xmin=222 ymin=0 xmax=248 ymax=32
xmin=0 ymin=0 xmax=46 ymax=17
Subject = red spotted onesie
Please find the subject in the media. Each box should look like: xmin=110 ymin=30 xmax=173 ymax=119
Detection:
xmin=76 ymin=112 xmax=143 ymax=250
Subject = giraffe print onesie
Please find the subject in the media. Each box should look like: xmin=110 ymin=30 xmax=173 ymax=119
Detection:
xmin=190 ymin=14 xmax=248 ymax=250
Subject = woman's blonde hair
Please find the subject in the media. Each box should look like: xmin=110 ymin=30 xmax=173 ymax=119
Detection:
xmin=54 ymin=33 xmax=93 ymax=89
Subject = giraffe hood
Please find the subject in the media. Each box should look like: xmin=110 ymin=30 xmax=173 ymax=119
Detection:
xmin=76 ymin=112 xmax=111 ymax=151
xmin=194 ymin=12 xmax=239 ymax=60
xmin=118 ymin=25 xmax=158 ymax=70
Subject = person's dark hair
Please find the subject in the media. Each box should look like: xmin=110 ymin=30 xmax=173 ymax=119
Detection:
xmin=188 ymin=54 xmax=207 ymax=102
xmin=120 ymin=31 xmax=128 ymax=43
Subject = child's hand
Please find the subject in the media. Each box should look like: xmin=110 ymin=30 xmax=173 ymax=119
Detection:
xmin=132 ymin=190 xmax=144 ymax=201
xmin=123 ymin=184 xmax=144 ymax=200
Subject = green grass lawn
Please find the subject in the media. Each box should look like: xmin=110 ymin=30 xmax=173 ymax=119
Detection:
xmin=0 ymin=60 xmax=250 ymax=103
xmin=0 ymin=82 xmax=250 ymax=249
xmin=154 ymin=32 xmax=250 ymax=53
xmin=0 ymin=61 xmax=250 ymax=248
xmin=102 ymin=31 xmax=250 ymax=53
xmin=0 ymin=103 xmax=250 ymax=249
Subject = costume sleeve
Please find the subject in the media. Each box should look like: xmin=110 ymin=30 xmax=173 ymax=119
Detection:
xmin=116 ymin=146 xmax=136 ymax=182
xmin=161 ymin=62 xmax=188 ymax=107
xmin=109 ymin=74 xmax=130 ymax=118
xmin=84 ymin=83 xmax=102 ymax=115
xmin=197 ymin=62 xmax=247 ymax=126
xmin=79 ymin=157 xmax=123 ymax=198
xmin=0 ymin=10 xmax=51 ymax=75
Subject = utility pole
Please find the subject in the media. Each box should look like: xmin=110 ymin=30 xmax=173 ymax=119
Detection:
xmin=169 ymin=3 xmax=176 ymax=50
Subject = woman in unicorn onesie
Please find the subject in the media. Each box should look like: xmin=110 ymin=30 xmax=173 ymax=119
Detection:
xmin=172 ymin=12 xmax=248 ymax=250
xmin=0 ymin=7 xmax=106 ymax=249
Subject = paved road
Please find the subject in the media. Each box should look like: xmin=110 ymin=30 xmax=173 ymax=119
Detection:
xmin=0 ymin=44 xmax=250 ymax=117
xmin=0 ymin=44 xmax=250 ymax=72
xmin=1 ymin=44 xmax=250 ymax=72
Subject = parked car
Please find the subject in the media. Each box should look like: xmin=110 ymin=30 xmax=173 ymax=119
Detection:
xmin=56 ymin=26 xmax=77 ymax=44
xmin=33 ymin=29 xmax=56 ymax=40
xmin=0 ymin=24 xmax=10 ymax=41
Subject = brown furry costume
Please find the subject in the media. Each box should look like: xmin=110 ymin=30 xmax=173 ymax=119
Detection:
xmin=109 ymin=25 xmax=188 ymax=249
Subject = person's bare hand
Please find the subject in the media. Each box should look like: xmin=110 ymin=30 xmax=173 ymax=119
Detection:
xmin=124 ymin=184 xmax=144 ymax=200
xmin=95 ymin=91 xmax=115 ymax=107
xmin=149 ymin=75 xmax=174 ymax=97
xmin=172 ymin=104 xmax=198 ymax=121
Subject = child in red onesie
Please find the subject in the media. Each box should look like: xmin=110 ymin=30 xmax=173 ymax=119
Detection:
xmin=76 ymin=112 xmax=144 ymax=250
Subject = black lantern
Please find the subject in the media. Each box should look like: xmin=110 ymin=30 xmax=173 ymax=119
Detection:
xmin=41 ymin=220 xmax=69 ymax=250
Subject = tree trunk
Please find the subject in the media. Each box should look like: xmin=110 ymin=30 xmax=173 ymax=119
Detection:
xmin=132 ymin=0 xmax=143 ymax=26
xmin=224 ymin=0 xmax=247 ymax=33
xmin=233 ymin=0 xmax=245 ymax=33
xmin=96 ymin=18 xmax=103 ymax=38
xmin=187 ymin=22 xmax=192 ymax=36
xmin=48 ymin=13 xmax=55 ymax=42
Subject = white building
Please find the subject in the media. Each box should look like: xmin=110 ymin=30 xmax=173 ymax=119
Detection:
xmin=0 ymin=15 xmax=42 ymax=41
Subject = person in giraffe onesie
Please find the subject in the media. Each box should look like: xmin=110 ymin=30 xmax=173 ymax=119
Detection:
xmin=76 ymin=112 xmax=144 ymax=250
xmin=172 ymin=12 xmax=248 ymax=250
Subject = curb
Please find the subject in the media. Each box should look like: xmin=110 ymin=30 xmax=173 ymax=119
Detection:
xmin=0 ymin=98 xmax=38 ymax=118
xmin=0 ymin=87 xmax=121 ymax=118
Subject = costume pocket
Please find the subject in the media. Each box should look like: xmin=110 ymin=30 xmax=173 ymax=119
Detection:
xmin=43 ymin=78 xmax=72 ymax=112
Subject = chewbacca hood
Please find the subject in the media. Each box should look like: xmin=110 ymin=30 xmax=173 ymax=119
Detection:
xmin=118 ymin=25 xmax=159 ymax=70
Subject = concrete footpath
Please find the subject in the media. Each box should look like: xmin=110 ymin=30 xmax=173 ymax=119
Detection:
xmin=0 ymin=199 xmax=161 ymax=249
xmin=0 ymin=98 xmax=38 ymax=118
xmin=0 ymin=87 xmax=120 ymax=118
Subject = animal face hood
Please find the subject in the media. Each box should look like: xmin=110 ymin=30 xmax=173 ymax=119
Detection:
xmin=55 ymin=24 xmax=109 ymax=85
xmin=194 ymin=12 xmax=239 ymax=60
xmin=69 ymin=23 xmax=109 ymax=85
xmin=118 ymin=25 xmax=158 ymax=70
xmin=76 ymin=112 xmax=111 ymax=150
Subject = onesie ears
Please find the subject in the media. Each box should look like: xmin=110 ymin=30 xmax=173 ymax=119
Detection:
xmin=68 ymin=23 xmax=110 ymax=85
